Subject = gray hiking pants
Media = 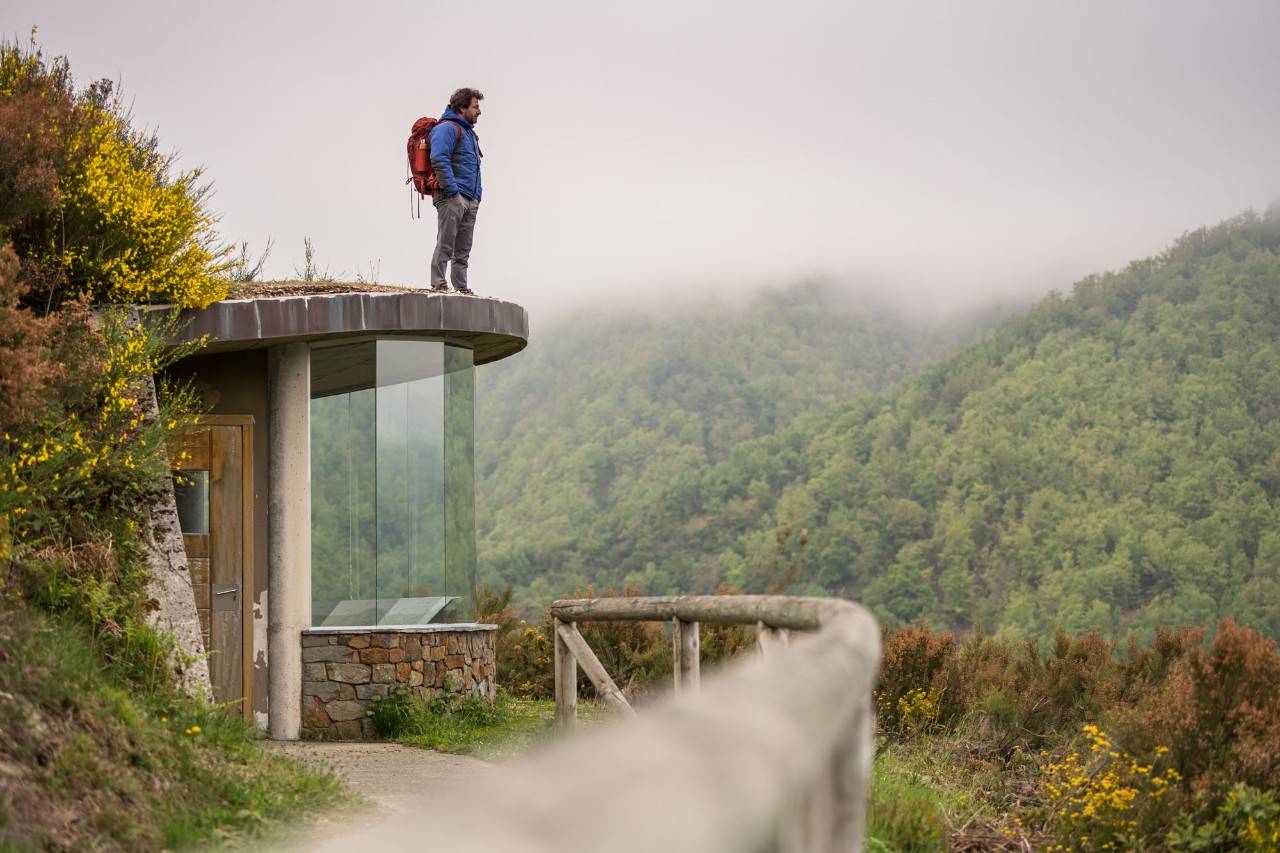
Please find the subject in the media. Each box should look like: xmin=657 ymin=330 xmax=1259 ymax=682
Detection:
xmin=430 ymin=193 xmax=480 ymax=290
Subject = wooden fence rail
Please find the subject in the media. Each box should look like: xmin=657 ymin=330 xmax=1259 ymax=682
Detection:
xmin=312 ymin=595 xmax=880 ymax=853
xmin=546 ymin=595 xmax=881 ymax=852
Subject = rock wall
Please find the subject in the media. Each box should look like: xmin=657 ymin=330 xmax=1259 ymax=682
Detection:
xmin=139 ymin=372 xmax=212 ymax=701
xmin=301 ymin=626 xmax=497 ymax=740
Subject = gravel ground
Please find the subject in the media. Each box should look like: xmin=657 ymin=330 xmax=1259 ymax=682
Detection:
xmin=258 ymin=742 xmax=493 ymax=850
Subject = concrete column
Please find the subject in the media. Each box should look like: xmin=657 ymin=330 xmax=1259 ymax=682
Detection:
xmin=267 ymin=343 xmax=311 ymax=740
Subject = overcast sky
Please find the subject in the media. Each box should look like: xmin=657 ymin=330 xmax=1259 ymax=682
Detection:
xmin=8 ymin=1 xmax=1280 ymax=321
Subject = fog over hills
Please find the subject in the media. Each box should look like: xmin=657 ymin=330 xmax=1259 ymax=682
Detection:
xmin=479 ymin=209 xmax=1280 ymax=642
xmin=10 ymin=0 xmax=1280 ymax=321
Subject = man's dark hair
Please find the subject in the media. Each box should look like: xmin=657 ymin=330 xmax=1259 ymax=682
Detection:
xmin=449 ymin=87 xmax=484 ymax=113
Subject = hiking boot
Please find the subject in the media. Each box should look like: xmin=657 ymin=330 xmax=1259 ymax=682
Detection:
xmin=453 ymin=287 xmax=475 ymax=296
xmin=428 ymin=283 xmax=449 ymax=293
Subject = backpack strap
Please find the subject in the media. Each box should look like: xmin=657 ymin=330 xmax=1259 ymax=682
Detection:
xmin=432 ymin=121 xmax=467 ymax=196
xmin=442 ymin=120 xmax=465 ymax=173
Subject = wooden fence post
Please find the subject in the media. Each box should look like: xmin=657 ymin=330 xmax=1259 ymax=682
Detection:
xmin=555 ymin=621 xmax=635 ymax=715
xmin=756 ymin=622 xmax=789 ymax=657
xmin=673 ymin=619 xmax=701 ymax=693
xmin=554 ymin=616 xmax=577 ymax=733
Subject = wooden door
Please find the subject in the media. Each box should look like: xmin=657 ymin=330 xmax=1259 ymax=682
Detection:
xmin=174 ymin=416 xmax=254 ymax=719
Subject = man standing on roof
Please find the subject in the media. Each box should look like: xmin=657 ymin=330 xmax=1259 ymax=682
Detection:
xmin=429 ymin=87 xmax=484 ymax=295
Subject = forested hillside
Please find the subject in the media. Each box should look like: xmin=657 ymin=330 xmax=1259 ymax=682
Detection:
xmin=478 ymin=210 xmax=1280 ymax=642
xmin=751 ymin=209 xmax=1280 ymax=639
xmin=474 ymin=284 xmax=979 ymax=606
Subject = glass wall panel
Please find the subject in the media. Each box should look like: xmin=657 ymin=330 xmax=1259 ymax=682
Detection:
xmin=310 ymin=338 xmax=476 ymax=626
xmin=375 ymin=340 xmax=448 ymax=623
xmin=310 ymin=342 xmax=377 ymax=626
xmin=443 ymin=344 xmax=476 ymax=621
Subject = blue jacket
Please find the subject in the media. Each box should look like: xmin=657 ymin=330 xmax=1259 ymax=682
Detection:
xmin=429 ymin=107 xmax=482 ymax=200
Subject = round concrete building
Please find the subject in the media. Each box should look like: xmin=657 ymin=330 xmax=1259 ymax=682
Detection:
xmin=160 ymin=288 xmax=528 ymax=739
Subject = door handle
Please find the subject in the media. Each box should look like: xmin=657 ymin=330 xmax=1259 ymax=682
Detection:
xmin=212 ymin=584 xmax=240 ymax=611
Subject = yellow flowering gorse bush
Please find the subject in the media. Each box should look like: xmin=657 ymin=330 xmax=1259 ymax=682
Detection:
xmin=894 ymin=687 xmax=941 ymax=737
xmin=1040 ymin=724 xmax=1182 ymax=851
xmin=2 ymin=39 xmax=228 ymax=309
xmin=51 ymin=114 xmax=228 ymax=308
xmin=0 ymin=312 xmax=199 ymax=551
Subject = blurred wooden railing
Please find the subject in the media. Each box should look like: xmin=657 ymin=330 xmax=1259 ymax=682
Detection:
xmin=541 ymin=595 xmax=882 ymax=852
xmin=315 ymin=595 xmax=880 ymax=853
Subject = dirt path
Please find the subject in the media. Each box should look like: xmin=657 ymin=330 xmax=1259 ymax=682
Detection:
xmin=260 ymin=742 xmax=494 ymax=850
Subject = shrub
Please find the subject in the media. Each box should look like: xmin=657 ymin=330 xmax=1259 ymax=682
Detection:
xmin=1 ymin=299 xmax=200 ymax=682
xmin=869 ymin=621 xmax=1280 ymax=850
xmin=2 ymin=310 xmax=197 ymax=532
xmin=1112 ymin=619 xmax=1280 ymax=796
xmin=0 ymin=38 xmax=84 ymax=230
xmin=479 ymin=583 xmax=554 ymax=699
xmin=500 ymin=622 xmax=555 ymax=699
xmin=877 ymin=624 xmax=955 ymax=734
xmin=1 ymin=37 xmax=228 ymax=309
xmin=577 ymin=606 xmax=671 ymax=702
xmin=1037 ymin=724 xmax=1183 ymax=851
xmin=1034 ymin=630 xmax=1123 ymax=735
xmin=1167 ymin=784 xmax=1280 ymax=852
xmin=893 ymin=687 xmax=942 ymax=737
xmin=0 ymin=243 xmax=99 ymax=436
xmin=699 ymin=588 xmax=757 ymax=665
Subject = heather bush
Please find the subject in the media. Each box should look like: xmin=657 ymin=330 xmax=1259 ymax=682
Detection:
xmin=880 ymin=625 xmax=1128 ymax=748
xmin=1110 ymin=619 xmax=1280 ymax=795
xmin=699 ymin=620 xmax=757 ymax=662
xmin=871 ymin=621 xmax=1280 ymax=850
xmin=0 ymin=244 xmax=100 ymax=436
xmin=876 ymin=623 xmax=955 ymax=734
xmin=1034 ymin=630 xmax=1123 ymax=734
xmin=502 ymin=593 xmax=674 ymax=703
xmin=478 ymin=583 xmax=554 ymax=698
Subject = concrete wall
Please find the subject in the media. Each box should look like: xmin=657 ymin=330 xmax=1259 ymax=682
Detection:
xmin=167 ymin=349 xmax=271 ymax=725
xmin=266 ymin=343 xmax=311 ymax=739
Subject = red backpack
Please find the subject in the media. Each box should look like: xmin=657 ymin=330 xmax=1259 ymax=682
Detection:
xmin=405 ymin=117 xmax=461 ymax=216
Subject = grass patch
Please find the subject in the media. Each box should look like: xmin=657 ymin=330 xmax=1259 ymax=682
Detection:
xmin=0 ymin=607 xmax=343 ymax=849
xmin=868 ymin=745 xmax=956 ymax=852
xmin=374 ymin=690 xmax=609 ymax=759
xmin=868 ymin=737 xmax=1030 ymax=852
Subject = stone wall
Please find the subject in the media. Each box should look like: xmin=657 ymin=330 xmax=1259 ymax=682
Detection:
xmin=300 ymin=626 xmax=497 ymax=740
